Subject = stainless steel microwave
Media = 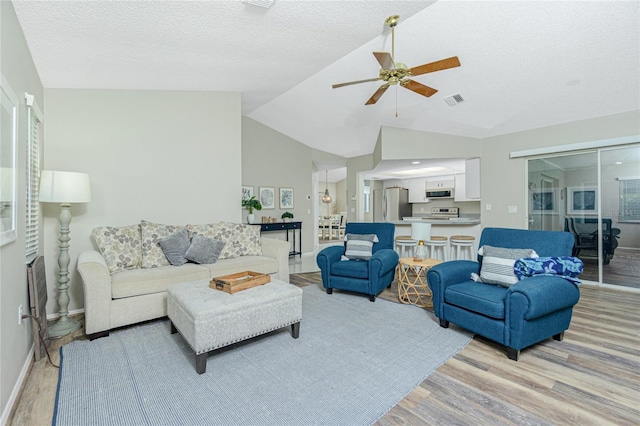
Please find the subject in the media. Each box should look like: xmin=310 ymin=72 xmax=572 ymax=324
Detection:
xmin=426 ymin=189 xmax=454 ymax=198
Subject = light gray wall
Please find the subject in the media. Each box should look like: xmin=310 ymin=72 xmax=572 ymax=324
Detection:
xmin=241 ymin=117 xmax=315 ymax=253
xmin=347 ymin=154 xmax=375 ymax=222
xmin=0 ymin=1 xmax=44 ymax=420
xmin=379 ymin=126 xmax=481 ymax=159
xmin=42 ymin=89 xmax=242 ymax=317
xmin=482 ymin=111 xmax=640 ymax=229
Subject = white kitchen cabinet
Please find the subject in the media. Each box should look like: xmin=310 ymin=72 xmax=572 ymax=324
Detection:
xmin=426 ymin=175 xmax=455 ymax=190
xmin=454 ymin=174 xmax=469 ymax=201
xmin=465 ymin=158 xmax=481 ymax=199
xmin=407 ymin=178 xmax=428 ymax=203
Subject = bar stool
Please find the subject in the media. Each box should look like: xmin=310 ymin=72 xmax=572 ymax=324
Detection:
xmin=395 ymin=236 xmax=417 ymax=258
xmin=450 ymin=235 xmax=476 ymax=260
xmin=425 ymin=236 xmax=448 ymax=261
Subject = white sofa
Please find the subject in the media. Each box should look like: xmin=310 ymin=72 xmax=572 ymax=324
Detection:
xmin=78 ymin=221 xmax=290 ymax=338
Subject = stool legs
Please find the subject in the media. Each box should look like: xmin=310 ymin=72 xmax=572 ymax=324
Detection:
xmin=450 ymin=241 xmax=474 ymax=260
xmin=425 ymin=237 xmax=448 ymax=262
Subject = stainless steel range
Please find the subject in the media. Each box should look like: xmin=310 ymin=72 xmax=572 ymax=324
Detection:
xmin=429 ymin=207 xmax=459 ymax=220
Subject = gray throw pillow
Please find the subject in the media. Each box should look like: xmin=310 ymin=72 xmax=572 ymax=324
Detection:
xmin=158 ymin=228 xmax=191 ymax=266
xmin=185 ymin=234 xmax=226 ymax=264
xmin=343 ymin=233 xmax=379 ymax=260
xmin=479 ymin=245 xmax=538 ymax=287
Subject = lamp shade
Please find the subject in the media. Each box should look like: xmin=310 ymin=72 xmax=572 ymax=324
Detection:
xmin=410 ymin=222 xmax=431 ymax=242
xmin=39 ymin=170 xmax=91 ymax=203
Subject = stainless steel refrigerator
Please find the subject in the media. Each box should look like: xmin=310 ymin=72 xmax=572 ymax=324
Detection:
xmin=382 ymin=187 xmax=411 ymax=221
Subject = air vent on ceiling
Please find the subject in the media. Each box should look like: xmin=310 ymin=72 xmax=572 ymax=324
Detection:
xmin=245 ymin=0 xmax=275 ymax=8
xmin=443 ymin=94 xmax=464 ymax=106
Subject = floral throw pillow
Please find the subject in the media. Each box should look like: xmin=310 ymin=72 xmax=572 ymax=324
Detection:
xmin=187 ymin=222 xmax=261 ymax=260
xmin=92 ymin=224 xmax=142 ymax=274
xmin=140 ymin=220 xmax=184 ymax=268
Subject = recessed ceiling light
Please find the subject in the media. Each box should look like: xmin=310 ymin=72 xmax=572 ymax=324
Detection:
xmin=411 ymin=161 xmax=420 ymax=165
xmin=616 ymin=161 xmax=622 ymax=165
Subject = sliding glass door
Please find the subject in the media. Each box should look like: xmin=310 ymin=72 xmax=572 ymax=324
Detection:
xmin=527 ymin=145 xmax=640 ymax=289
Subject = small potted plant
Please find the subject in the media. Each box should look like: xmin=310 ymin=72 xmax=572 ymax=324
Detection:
xmin=281 ymin=211 xmax=294 ymax=222
xmin=242 ymin=196 xmax=262 ymax=224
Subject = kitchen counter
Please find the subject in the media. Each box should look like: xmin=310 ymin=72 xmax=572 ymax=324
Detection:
xmin=388 ymin=218 xmax=480 ymax=226
xmin=391 ymin=219 xmax=481 ymax=254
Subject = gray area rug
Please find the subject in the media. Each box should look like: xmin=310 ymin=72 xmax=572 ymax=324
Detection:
xmin=54 ymin=284 xmax=472 ymax=426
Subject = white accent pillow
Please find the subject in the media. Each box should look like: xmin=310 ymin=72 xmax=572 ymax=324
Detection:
xmin=343 ymin=233 xmax=379 ymax=260
xmin=479 ymin=245 xmax=538 ymax=287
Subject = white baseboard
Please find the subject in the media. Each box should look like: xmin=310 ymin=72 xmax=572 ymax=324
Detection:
xmin=0 ymin=344 xmax=34 ymax=426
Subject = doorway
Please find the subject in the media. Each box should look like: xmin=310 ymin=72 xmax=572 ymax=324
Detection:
xmin=527 ymin=145 xmax=640 ymax=289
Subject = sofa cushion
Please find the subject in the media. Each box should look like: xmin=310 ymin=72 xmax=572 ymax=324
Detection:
xmin=202 ymin=255 xmax=279 ymax=278
xmin=187 ymin=222 xmax=262 ymax=260
xmin=111 ymin=263 xmax=209 ymax=299
xmin=158 ymin=228 xmax=191 ymax=266
xmin=92 ymin=224 xmax=142 ymax=274
xmin=445 ymin=281 xmax=507 ymax=319
xmin=343 ymin=233 xmax=378 ymax=260
xmin=141 ymin=220 xmax=184 ymax=268
xmin=479 ymin=245 xmax=538 ymax=287
xmin=185 ymin=235 xmax=225 ymax=264
xmin=330 ymin=260 xmax=369 ymax=279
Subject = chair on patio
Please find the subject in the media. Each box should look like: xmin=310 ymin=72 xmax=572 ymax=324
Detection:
xmin=565 ymin=217 xmax=621 ymax=264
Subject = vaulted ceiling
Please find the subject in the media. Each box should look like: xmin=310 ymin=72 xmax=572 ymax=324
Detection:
xmin=13 ymin=0 xmax=640 ymax=164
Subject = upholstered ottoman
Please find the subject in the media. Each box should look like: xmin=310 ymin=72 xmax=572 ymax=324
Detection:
xmin=167 ymin=279 xmax=303 ymax=374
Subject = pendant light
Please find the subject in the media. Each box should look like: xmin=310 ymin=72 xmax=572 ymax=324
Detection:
xmin=322 ymin=170 xmax=332 ymax=204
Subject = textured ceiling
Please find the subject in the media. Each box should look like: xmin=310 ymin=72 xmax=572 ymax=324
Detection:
xmin=12 ymin=0 xmax=640 ymax=167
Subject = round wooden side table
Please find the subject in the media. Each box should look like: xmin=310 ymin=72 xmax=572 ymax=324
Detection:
xmin=396 ymin=257 xmax=442 ymax=308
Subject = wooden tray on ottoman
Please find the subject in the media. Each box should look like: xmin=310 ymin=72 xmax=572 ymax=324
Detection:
xmin=210 ymin=271 xmax=271 ymax=294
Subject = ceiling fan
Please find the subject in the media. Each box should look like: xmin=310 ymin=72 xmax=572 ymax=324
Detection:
xmin=332 ymin=15 xmax=461 ymax=105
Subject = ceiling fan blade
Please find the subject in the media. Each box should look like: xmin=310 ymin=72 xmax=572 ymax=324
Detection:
xmin=373 ymin=52 xmax=394 ymax=70
xmin=401 ymin=79 xmax=438 ymax=98
xmin=365 ymin=84 xmax=390 ymax=105
xmin=409 ymin=56 xmax=461 ymax=76
xmin=332 ymin=77 xmax=382 ymax=89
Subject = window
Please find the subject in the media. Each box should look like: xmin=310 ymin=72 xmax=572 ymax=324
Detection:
xmin=619 ymin=178 xmax=640 ymax=222
xmin=363 ymin=182 xmax=370 ymax=213
xmin=25 ymin=93 xmax=42 ymax=261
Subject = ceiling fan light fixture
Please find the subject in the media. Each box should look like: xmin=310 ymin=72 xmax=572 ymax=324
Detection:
xmin=331 ymin=15 xmax=461 ymax=109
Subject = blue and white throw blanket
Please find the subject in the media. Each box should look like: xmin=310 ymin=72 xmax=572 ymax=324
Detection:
xmin=514 ymin=256 xmax=584 ymax=285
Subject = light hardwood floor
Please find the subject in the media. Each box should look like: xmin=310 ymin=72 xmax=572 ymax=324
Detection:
xmin=9 ymin=274 xmax=640 ymax=425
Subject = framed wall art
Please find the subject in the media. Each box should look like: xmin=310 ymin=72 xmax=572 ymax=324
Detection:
xmin=529 ymin=190 xmax=558 ymax=214
xmin=259 ymin=186 xmax=275 ymax=209
xmin=567 ymin=186 xmax=598 ymax=215
xmin=279 ymin=187 xmax=294 ymax=209
xmin=241 ymin=186 xmax=254 ymax=201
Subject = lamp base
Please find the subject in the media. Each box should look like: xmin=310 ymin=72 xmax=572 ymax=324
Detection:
xmin=48 ymin=317 xmax=82 ymax=339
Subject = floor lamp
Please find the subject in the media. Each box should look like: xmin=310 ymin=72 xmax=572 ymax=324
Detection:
xmin=39 ymin=170 xmax=91 ymax=338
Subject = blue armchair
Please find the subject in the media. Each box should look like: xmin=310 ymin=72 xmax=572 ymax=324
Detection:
xmin=427 ymin=227 xmax=581 ymax=360
xmin=316 ymin=222 xmax=399 ymax=302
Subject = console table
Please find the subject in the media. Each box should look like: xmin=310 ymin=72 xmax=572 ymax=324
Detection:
xmin=259 ymin=221 xmax=302 ymax=258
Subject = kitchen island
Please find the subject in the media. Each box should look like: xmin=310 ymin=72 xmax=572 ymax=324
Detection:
xmin=391 ymin=219 xmax=481 ymax=257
